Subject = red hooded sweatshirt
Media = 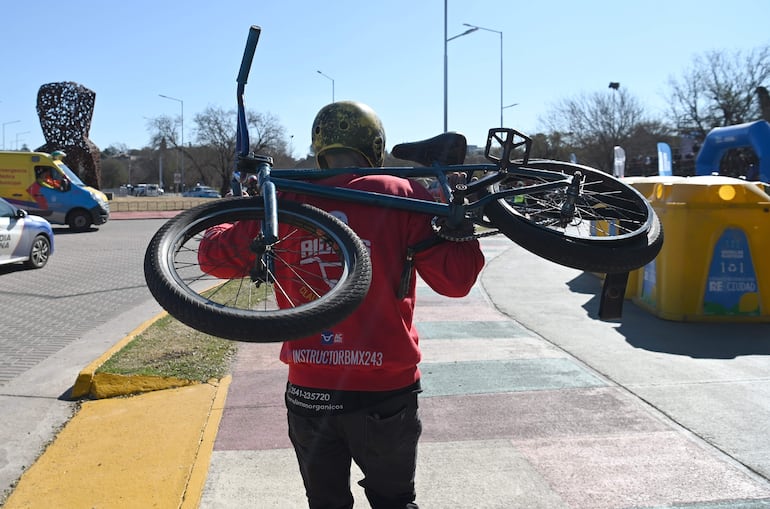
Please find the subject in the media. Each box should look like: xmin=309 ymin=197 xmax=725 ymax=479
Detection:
xmin=199 ymin=173 xmax=485 ymax=393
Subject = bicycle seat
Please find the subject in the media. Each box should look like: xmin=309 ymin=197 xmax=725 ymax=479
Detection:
xmin=392 ymin=132 xmax=467 ymax=166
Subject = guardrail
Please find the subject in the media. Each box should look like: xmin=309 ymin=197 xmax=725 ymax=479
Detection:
xmin=109 ymin=197 xmax=218 ymax=212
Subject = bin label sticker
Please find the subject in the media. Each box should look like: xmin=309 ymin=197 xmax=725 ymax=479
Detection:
xmin=640 ymin=258 xmax=657 ymax=306
xmin=703 ymin=228 xmax=760 ymax=316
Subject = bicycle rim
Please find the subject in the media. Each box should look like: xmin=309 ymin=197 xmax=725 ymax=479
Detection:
xmin=484 ymin=160 xmax=662 ymax=273
xmin=144 ymin=198 xmax=372 ymax=342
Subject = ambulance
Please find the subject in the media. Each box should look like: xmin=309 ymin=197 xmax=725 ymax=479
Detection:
xmin=0 ymin=150 xmax=109 ymax=231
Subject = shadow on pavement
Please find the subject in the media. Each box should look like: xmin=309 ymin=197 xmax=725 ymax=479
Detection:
xmin=52 ymin=226 xmax=100 ymax=235
xmin=567 ymin=272 xmax=770 ymax=360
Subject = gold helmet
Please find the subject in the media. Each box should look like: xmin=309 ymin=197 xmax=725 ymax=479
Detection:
xmin=311 ymin=101 xmax=385 ymax=168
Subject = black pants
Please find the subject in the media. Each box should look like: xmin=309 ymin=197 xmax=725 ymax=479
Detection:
xmin=287 ymin=391 xmax=422 ymax=509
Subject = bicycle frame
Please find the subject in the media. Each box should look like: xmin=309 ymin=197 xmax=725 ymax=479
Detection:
xmin=141 ymin=25 xmax=663 ymax=343
xmin=252 ymin=160 xmax=575 ymax=221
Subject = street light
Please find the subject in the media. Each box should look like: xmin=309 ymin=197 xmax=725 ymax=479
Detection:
xmin=158 ymin=94 xmax=184 ymax=191
xmin=502 ymin=103 xmax=519 ymax=125
xmin=316 ymin=70 xmax=335 ymax=103
xmin=2 ymin=120 xmax=20 ymax=150
xmin=443 ymin=2 xmax=479 ymax=132
xmin=15 ymin=131 xmax=30 ymax=150
xmin=462 ymin=23 xmax=504 ymax=127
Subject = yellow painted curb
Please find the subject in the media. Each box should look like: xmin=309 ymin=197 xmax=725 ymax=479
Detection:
xmin=89 ymin=372 xmax=200 ymax=399
xmin=71 ymin=312 xmax=182 ymax=399
xmin=182 ymin=375 xmax=232 ymax=509
xmin=4 ymin=379 xmax=231 ymax=509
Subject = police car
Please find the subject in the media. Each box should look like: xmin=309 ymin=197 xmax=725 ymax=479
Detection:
xmin=0 ymin=197 xmax=54 ymax=269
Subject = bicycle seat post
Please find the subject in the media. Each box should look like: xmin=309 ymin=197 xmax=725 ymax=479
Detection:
xmin=435 ymin=171 xmax=454 ymax=203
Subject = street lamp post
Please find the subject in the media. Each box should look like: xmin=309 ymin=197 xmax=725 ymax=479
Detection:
xmin=158 ymin=94 xmax=184 ymax=191
xmin=462 ymin=23 xmax=504 ymax=127
xmin=502 ymin=103 xmax=519 ymax=125
xmin=2 ymin=120 xmax=20 ymax=150
xmin=15 ymin=131 xmax=30 ymax=150
xmin=316 ymin=70 xmax=335 ymax=103
xmin=443 ymin=6 xmax=479 ymax=132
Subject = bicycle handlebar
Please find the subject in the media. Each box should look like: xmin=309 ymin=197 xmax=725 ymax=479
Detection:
xmin=236 ymin=26 xmax=261 ymax=158
xmin=237 ymin=25 xmax=261 ymax=86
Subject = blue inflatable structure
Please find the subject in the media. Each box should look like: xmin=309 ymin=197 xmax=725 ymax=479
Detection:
xmin=695 ymin=120 xmax=770 ymax=182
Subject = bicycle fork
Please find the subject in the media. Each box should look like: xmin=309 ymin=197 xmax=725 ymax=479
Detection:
xmin=245 ymin=155 xmax=279 ymax=286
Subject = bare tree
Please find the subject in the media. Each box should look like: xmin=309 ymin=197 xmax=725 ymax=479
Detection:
xmin=192 ymin=106 xmax=290 ymax=193
xmin=756 ymin=86 xmax=770 ymax=121
xmin=146 ymin=114 xmax=190 ymax=190
xmin=146 ymin=115 xmax=179 ymax=147
xmin=146 ymin=107 xmax=290 ymax=192
xmin=666 ymin=45 xmax=770 ymax=138
xmin=542 ymin=88 xmax=653 ymax=171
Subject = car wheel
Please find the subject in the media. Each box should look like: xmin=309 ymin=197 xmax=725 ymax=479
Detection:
xmin=24 ymin=235 xmax=51 ymax=269
xmin=68 ymin=210 xmax=92 ymax=232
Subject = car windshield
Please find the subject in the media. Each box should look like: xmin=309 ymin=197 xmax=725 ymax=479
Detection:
xmin=54 ymin=161 xmax=85 ymax=186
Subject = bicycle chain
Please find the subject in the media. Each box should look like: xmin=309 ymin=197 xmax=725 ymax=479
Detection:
xmin=474 ymin=229 xmax=502 ymax=239
xmin=431 ymin=217 xmax=502 ymax=242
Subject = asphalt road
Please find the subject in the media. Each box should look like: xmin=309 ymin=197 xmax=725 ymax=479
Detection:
xmin=0 ymin=219 xmax=168 ymax=500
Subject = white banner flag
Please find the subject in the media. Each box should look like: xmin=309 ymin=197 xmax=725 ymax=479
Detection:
xmin=657 ymin=142 xmax=672 ymax=176
xmin=613 ymin=146 xmax=626 ymax=178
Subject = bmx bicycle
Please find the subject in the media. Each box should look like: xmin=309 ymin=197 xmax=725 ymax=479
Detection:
xmin=144 ymin=25 xmax=663 ymax=342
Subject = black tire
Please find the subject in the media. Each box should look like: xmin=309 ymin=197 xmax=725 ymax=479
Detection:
xmin=67 ymin=209 xmax=91 ymax=232
xmin=24 ymin=234 xmax=51 ymax=269
xmin=483 ymin=160 xmax=662 ymax=273
xmin=144 ymin=197 xmax=372 ymax=342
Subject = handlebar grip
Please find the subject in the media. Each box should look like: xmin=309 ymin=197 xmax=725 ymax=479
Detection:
xmin=237 ymin=25 xmax=261 ymax=85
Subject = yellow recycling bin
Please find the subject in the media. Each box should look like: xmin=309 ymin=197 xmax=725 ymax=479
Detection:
xmin=618 ymin=177 xmax=688 ymax=298
xmin=626 ymin=175 xmax=770 ymax=321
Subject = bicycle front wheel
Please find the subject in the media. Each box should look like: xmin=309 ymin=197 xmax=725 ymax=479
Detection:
xmin=484 ymin=160 xmax=662 ymax=273
xmin=144 ymin=198 xmax=372 ymax=342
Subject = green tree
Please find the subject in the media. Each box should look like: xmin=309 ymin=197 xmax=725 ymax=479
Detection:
xmin=100 ymin=158 xmax=126 ymax=188
xmin=99 ymin=144 xmax=133 ymax=188
xmin=530 ymin=131 xmax=576 ymax=162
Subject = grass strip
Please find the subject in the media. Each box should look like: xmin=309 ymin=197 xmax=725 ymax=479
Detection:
xmin=96 ymin=314 xmax=237 ymax=382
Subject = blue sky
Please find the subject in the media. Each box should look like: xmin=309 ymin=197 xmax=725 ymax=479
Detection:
xmin=1 ymin=1 xmax=768 ymax=159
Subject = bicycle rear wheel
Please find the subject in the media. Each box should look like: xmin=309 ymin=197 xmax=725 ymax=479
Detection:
xmin=483 ymin=160 xmax=662 ymax=273
xmin=144 ymin=198 xmax=372 ymax=342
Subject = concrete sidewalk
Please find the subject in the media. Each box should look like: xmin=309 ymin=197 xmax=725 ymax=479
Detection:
xmin=5 ymin=236 xmax=770 ymax=508
xmin=198 ymin=238 xmax=770 ymax=508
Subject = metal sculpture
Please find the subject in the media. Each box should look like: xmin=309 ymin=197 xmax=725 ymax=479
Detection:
xmin=36 ymin=81 xmax=101 ymax=189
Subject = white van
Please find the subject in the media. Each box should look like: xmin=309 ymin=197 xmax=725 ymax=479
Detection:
xmin=146 ymin=184 xmax=163 ymax=197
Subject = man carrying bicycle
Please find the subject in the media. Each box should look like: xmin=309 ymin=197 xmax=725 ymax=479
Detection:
xmin=199 ymin=101 xmax=485 ymax=509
